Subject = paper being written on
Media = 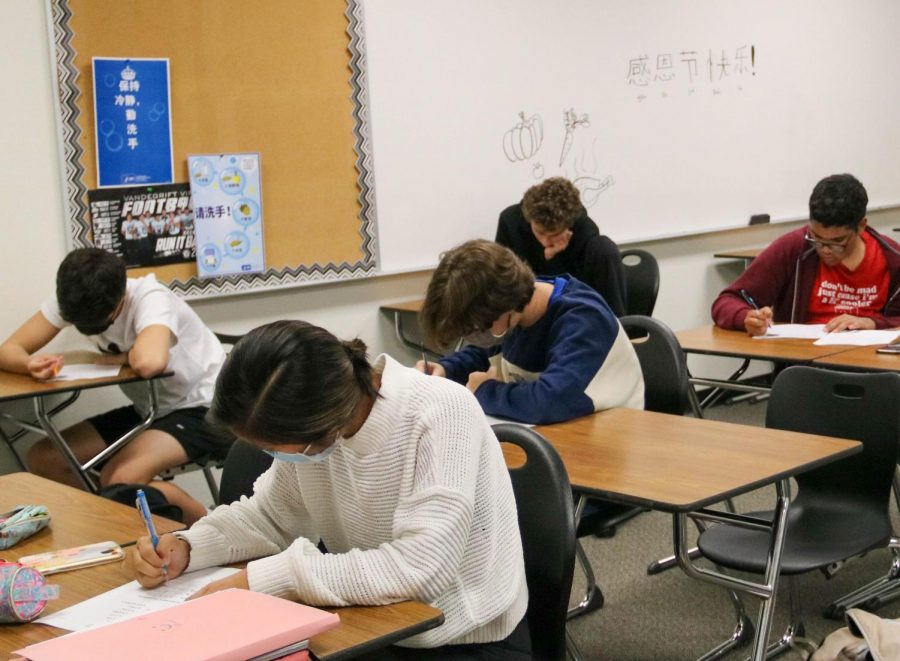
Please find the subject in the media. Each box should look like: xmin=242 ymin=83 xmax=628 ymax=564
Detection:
xmin=51 ymin=364 xmax=121 ymax=381
xmin=35 ymin=566 xmax=240 ymax=632
xmin=752 ymin=324 xmax=827 ymax=340
xmin=813 ymin=329 xmax=900 ymax=346
xmin=751 ymin=323 xmax=900 ymax=346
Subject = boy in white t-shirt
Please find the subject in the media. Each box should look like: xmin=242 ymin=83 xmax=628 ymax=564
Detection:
xmin=0 ymin=248 xmax=232 ymax=524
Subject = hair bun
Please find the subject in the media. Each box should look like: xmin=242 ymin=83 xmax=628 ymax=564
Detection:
xmin=343 ymin=338 xmax=369 ymax=362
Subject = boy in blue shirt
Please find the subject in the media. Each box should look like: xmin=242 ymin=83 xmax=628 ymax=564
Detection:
xmin=418 ymin=240 xmax=643 ymax=424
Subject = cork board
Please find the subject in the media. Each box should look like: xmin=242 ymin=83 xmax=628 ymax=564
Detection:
xmin=48 ymin=0 xmax=377 ymax=298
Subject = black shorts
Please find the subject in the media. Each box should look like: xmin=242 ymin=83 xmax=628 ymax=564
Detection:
xmin=86 ymin=406 xmax=234 ymax=464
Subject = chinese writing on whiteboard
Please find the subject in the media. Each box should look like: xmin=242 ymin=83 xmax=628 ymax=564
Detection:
xmin=627 ymin=45 xmax=756 ymax=101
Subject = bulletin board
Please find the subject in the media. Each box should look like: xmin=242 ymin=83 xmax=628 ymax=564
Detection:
xmin=47 ymin=0 xmax=377 ymax=298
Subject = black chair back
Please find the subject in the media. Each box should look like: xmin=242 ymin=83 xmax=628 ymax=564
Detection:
xmin=620 ymin=315 xmax=700 ymax=417
xmin=620 ymin=248 xmax=660 ymax=317
xmin=218 ymin=439 xmax=274 ymax=505
xmin=492 ymin=423 xmax=575 ymax=661
xmin=767 ymin=367 xmax=900 ymax=516
xmin=214 ymin=332 xmax=245 ymax=349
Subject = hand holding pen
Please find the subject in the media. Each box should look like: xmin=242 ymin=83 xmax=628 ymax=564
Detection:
xmin=740 ymin=289 xmax=773 ymax=337
xmin=131 ymin=490 xmax=191 ymax=588
xmin=135 ymin=489 xmax=168 ymax=582
xmin=415 ymin=351 xmax=445 ymax=377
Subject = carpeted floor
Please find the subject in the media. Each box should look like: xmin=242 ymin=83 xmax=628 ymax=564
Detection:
xmin=565 ymin=397 xmax=900 ymax=660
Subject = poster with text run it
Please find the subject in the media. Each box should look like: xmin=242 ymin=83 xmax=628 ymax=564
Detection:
xmin=88 ymin=183 xmax=195 ymax=268
xmin=188 ymin=153 xmax=266 ymax=279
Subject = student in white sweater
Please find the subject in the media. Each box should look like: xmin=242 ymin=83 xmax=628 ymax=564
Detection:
xmin=132 ymin=320 xmax=530 ymax=658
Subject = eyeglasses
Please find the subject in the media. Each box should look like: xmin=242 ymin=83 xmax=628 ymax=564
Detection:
xmin=803 ymin=230 xmax=854 ymax=255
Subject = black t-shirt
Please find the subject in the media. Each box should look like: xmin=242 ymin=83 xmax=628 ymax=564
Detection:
xmin=495 ymin=203 xmax=626 ymax=316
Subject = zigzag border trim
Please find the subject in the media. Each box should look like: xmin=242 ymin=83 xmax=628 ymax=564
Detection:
xmin=49 ymin=0 xmax=379 ymax=300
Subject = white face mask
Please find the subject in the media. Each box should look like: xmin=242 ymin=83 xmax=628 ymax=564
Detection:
xmin=464 ymin=327 xmax=509 ymax=349
xmin=263 ymin=443 xmax=337 ymax=464
xmin=464 ymin=313 xmax=511 ymax=349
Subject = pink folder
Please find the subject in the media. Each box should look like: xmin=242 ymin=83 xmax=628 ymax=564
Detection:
xmin=14 ymin=588 xmax=340 ymax=661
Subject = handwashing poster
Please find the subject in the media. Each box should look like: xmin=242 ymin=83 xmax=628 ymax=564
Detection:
xmin=188 ymin=153 xmax=265 ymax=279
xmin=93 ymin=57 xmax=174 ymax=187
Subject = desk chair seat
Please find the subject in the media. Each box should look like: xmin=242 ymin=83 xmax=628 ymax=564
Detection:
xmin=696 ymin=367 xmax=900 ymax=659
xmin=700 ymin=506 xmax=891 ymax=576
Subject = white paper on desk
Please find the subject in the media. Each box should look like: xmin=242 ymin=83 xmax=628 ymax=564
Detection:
xmin=813 ymin=329 xmax=900 ymax=346
xmin=753 ymin=324 xmax=827 ymax=340
xmin=51 ymin=364 xmax=121 ymax=381
xmin=35 ymin=566 xmax=240 ymax=632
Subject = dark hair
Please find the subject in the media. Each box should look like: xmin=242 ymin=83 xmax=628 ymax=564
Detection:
xmin=808 ymin=174 xmax=868 ymax=230
xmin=56 ymin=248 xmax=126 ymax=332
xmin=420 ymin=240 xmax=535 ymax=349
xmin=209 ymin=320 xmax=378 ymax=447
xmin=521 ymin=177 xmax=583 ymax=233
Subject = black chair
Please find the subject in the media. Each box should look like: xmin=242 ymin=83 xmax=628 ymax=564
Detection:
xmin=218 ymin=439 xmax=274 ymax=505
xmin=620 ymin=249 xmax=660 ymax=317
xmin=697 ymin=367 xmax=900 ymax=658
xmin=213 ymin=332 xmax=245 ymax=348
xmin=493 ymin=423 xmax=578 ymax=661
xmin=825 ymin=473 xmax=900 ymax=618
xmin=620 ymin=315 xmax=702 ymax=417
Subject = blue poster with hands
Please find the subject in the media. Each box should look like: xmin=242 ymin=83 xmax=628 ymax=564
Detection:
xmin=92 ymin=57 xmax=173 ymax=187
xmin=188 ymin=153 xmax=266 ymax=279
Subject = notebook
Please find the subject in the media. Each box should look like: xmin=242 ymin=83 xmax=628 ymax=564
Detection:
xmin=13 ymin=588 xmax=339 ymax=661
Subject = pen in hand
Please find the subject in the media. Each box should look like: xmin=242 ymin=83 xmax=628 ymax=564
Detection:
xmin=421 ymin=350 xmax=432 ymax=375
xmin=740 ymin=289 xmax=772 ymax=328
xmin=135 ymin=489 xmax=168 ymax=579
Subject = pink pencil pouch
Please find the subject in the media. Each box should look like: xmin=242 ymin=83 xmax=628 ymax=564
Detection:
xmin=0 ymin=562 xmax=59 ymax=623
xmin=0 ymin=505 xmax=51 ymax=551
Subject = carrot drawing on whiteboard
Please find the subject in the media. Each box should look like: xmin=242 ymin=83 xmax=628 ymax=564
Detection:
xmin=559 ymin=108 xmax=590 ymax=166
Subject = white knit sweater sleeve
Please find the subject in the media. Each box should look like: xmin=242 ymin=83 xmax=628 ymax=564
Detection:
xmin=181 ymin=384 xmax=485 ymax=608
xmin=176 ymin=462 xmax=321 ymax=569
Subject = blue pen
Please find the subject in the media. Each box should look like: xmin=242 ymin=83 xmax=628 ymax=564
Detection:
xmin=739 ymin=288 xmax=760 ymax=310
xmin=740 ymin=289 xmax=772 ymax=328
xmin=135 ymin=489 xmax=167 ymax=578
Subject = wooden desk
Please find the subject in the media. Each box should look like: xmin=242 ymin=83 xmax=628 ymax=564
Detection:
xmin=713 ymin=247 xmax=764 ymax=267
xmin=1 ymin=561 xmax=442 ymax=660
xmin=811 ymin=345 xmax=900 ymax=372
xmin=0 ymin=474 xmax=442 ymax=660
xmin=0 ymin=472 xmax=184 ymax=557
xmin=0 ymin=356 xmax=168 ymax=491
xmin=380 ymin=298 xmax=431 ymax=355
xmin=312 ymin=601 xmax=444 ymax=660
xmin=676 ymin=325 xmax=854 ymax=404
xmin=676 ymin=325 xmax=849 ymax=364
xmin=528 ymin=408 xmax=860 ymax=661
xmin=1 ymin=475 xmax=184 ymax=656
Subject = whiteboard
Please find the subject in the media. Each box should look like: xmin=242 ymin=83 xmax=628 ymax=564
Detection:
xmin=360 ymin=0 xmax=900 ymax=273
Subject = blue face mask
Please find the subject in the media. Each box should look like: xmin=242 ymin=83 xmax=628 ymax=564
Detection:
xmin=263 ymin=443 xmax=337 ymax=464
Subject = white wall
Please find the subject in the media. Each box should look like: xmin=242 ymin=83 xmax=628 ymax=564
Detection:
xmin=3 ymin=1 xmax=900 ymax=476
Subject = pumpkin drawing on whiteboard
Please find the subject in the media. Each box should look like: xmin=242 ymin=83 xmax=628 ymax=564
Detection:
xmin=503 ymin=112 xmax=544 ymax=162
